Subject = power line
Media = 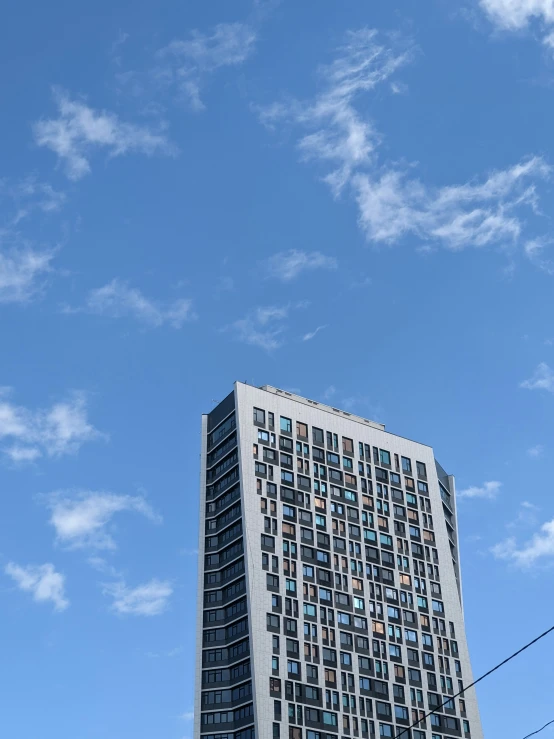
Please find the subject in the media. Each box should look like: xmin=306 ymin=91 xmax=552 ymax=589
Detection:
xmin=393 ymin=624 xmax=554 ymax=739
xmin=522 ymin=719 xmax=554 ymax=739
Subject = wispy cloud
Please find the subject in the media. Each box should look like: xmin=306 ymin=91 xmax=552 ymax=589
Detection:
xmin=0 ymin=176 xmax=65 ymax=225
xmin=527 ymin=444 xmax=544 ymax=457
xmin=155 ymin=23 xmax=256 ymax=111
xmin=524 ymin=239 xmax=554 ymax=275
xmin=33 ymin=88 xmax=175 ymax=180
xmin=226 ymin=302 xmax=307 ymax=351
xmin=103 ymin=578 xmax=172 ymax=616
xmin=259 ymin=28 xmax=412 ymax=196
xmin=44 ymin=490 xmax=161 ymax=550
xmin=479 ymin=0 xmax=554 ymax=50
xmin=506 ymin=500 xmax=540 ymax=530
xmin=70 ymin=279 xmax=195 ymax=328
xmin=353 ymin=157 xmax=550 ymax=249
xmin=259 ymin=29 xmax=551 ymax=256
xmin=180 ymin=711 xmax=194 ymax=721
xmin=0 ymin=241 xmax=55 ymax=304
xmin=322 ymin=385 xmax=336 ymax=400
xmin=302 ymin=325 xmax=326 ymax=341
xmin=520 ymin=362 xmax=554 ymax=393
xmin=264 ymin=250 xmax=338 ymax=281
xmin=492 ymin=516 xmax=554 ymax=567
xmin=5 ymin=562 xmax=69 ymax=611
xmin=0 ymin=389 xmax=103 ymax=463
xmin=147 ymin=646 xmax=183 ymax=658
xmin=457 ymin=480 xmax=502 ymax=500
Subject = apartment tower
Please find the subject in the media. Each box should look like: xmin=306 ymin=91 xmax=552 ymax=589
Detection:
xmin=194 ymin=382 xmax=483 ymax=739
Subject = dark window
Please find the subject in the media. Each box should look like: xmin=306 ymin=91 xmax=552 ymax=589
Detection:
xmin=254 ymin=408 xmax=265 ymax=424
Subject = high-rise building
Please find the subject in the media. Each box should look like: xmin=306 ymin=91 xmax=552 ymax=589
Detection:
xmin=195 ymin=382 xmax=483 ymax=739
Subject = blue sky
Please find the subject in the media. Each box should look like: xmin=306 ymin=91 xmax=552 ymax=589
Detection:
xmin=1 ymin=0 xmax=554 ymax=737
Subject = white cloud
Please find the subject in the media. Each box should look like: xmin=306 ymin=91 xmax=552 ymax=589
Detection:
xmin=524 ymin=239 xmax=554 ymax=275
xmin=155 ymin=23 xmax=256 ymax=111
xmin=527 ymin=444 xmax=544 ymax=457
xmin=260 ymin=29 xmax=550 ymax=255
xmin=0 ymin=244 xmax=55 ymax=304
xmin=77 ymin=279 xmax=194 ymax=328
xmin=33 ymin=88 xmax=174 ymax=180
xmin=520 ymin=362 xmax=554 ymax=393
xmin=259 ymin=28 xmax=412 ymax=196
xmin=264 ymin=250 xmax=338 ymax=281
xmin=353 ymin=157 xmax=549 ymax=249
xmin=180 ymin=712 xmax=194 ymax=721
xmin=479 ymin=0 xmax=554 ymax=49
xmin=506 ymin=500 xmax=540 ymax=529
xmin=0 ymin=176 xmax=66 ymax=224
xmin=0 ymin=389 xmax=103 ymax=462
xmin=5 ymin=562 xmax=69 ymax=611
xmin=104 ymin=578 xmax=172 ymax=616
xmin=492 ymin=517 xmax=554 ymax=567
xmin=457 ymin=480 xmax=502 ymax=500
xmin=302 ymin=325 xmax=326 ymax=341
xmin=45 ymin=490 xmax=161 ymax=549
xmin=322 ymin=385 xmax=336 ymax=400
xmin=226 ymin=303 xmax=307 ymax=351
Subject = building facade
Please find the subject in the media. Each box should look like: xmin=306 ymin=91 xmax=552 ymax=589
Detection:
xmin=194 ymin=383 xmax=483 ymax=739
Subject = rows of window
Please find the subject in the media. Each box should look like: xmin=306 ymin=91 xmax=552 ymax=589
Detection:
xmin=202 ymin=409 xmax=253 ymax=737
xmin=252 ymin=407 xmax=470 ymax=739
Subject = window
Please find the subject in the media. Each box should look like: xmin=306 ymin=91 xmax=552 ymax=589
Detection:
xmin=379 ymin=450 xmax=391 ymax=466
xmin=401 ymin=457 xmax=412 ymax=474
xmin=280 ymin=416 xmax=292 ymax=433
xmin=258 ymin=429 xmax=269 ymax=442
xmin=303 ymin=565 xmax=314 ymax=577
xmin=281 ymin=470 xmax=294 ymax=483
xmin=416 ymin=461 xmax=427 ymax=478
xmin=380 ymin=533 xmax=393 ymax=546
xmin=405 ymin=629 xmax=417 ymax=643
xmin=254 ymin=408 xmax=266 ymax=424
xmin=287 ymin=660 xmax=300 ymax=675
xmin=296 ymin=422 xmax=308 ymax=438
xmin=379 ymin=724 xmax=393 ymax=737
xmin=255 ymin=462 xmax=267 ymax=475
xmin=304 ymin=604 xmax=316 ymax=617
xmin=423 ymin=653 xmax=434 ymax=668
xmin=267 ymin=614 xmax=280 ymax=628
xmin=395 ymin=706 xmax=409 ymax=720
xmin=408 ymin=669 xmax=421 ymax=682
xmin=306 ymin=664 xmax=318 ymax=679
xmin=432 ymin=600 xmax=444 ymax=613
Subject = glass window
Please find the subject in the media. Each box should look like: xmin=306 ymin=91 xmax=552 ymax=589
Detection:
xmin=296 ymin=422 xmax=308 ymax=437
xmin=280 ymin=416 xmax=292 ymax=433
xmin=379 ymin=450 xmax=391 ymax=466
xmin=401 ymin=457 xmax=412 ymax=474
xmin=254 ymin=408 xmax=266 ymax=424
